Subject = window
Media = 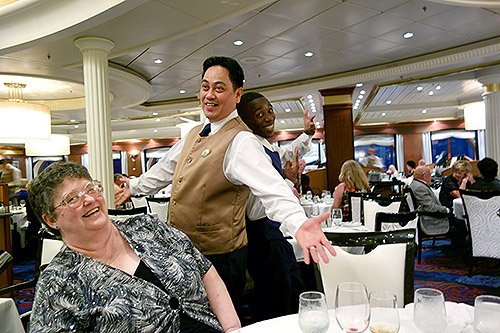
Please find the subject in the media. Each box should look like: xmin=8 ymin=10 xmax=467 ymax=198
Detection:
xmin=354 ymin=134 xmax=396 ymax=171
xmin=431 ymin=130 xmax=477 ymax=166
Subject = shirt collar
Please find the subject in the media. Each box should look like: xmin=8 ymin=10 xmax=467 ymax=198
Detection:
xmin=203 ymin=110 xmax=238 ymax=136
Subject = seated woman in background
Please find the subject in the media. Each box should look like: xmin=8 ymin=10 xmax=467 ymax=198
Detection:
xmin=439 ymin=159 xmax=474 ymax=208
xmin=387 ymin=165 xmax=400 ymax=179
xmin=332 ymin=160 xmax=371 ymax=219
xmin=28 ymin=161 xmax=239 ymax=332
xmin=469 ymin=157 xmax=500 ymax=191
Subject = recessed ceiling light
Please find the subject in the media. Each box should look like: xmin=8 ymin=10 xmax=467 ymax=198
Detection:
xmin=152 ymin=112 xmax=159 ymax=116
xmin=428 ymin=91 xmax=434 ymax=96
xmin=240 ymin=56 xmax=262 ymax=64
xmin=304 ymin=51 xmax=314 ymax=57
xmin=285 ymin=108 xmax=291 ymax=112
xmin=416 ymin=86 xmax=423 ymax=91
xmin=156 ymin=118 xmax=160 ymax=122
xmin=403 ymin=32 xmax=414 ymax=39
xmin=358 ymin=95 xmax=364 ymax=99
xmin=386 ymin=100 xmax=392 ymax=104
xmin=280 ymin=120 xmax=286 ymax=124
xmin=70 ymin=119 xmax=76 ymax=122
xmin=310 ymin=103 xmax=315 ymax=107
xmin=381 ymin=112 xmax=387 ymax=117
xmin=179 ymin=89 xmax=186 ymax=94
xmin=436 ymin=85 xmax=441 ymax=90
xmin=421 ymin=109 xmax=427 ymax=114
xmin=356 ymin=99 xmax=361 ymax=104
xmin=74 ymin=125 xmax=79 ymax=128
xmin=153 ymin=129 xmax=158 ymax=133
xmin=153 ymin=58 xmax=163 ymax=64
xmin=360 ymin=90 xmax=366 ymax=95
xmin=356 ymin=83 xmax=363 ymax=87
xmin=307 ymin=95 xmax=313 ymax=99
xmin=233 ymin=40 xmax=244 ymax=46
xmin=353 ymin=106 xmax=358 ymax=110
xmin=311 ymin=109 xmax=316 ymax=113
xmin=308 ymin=98 xmax=314 ymax=103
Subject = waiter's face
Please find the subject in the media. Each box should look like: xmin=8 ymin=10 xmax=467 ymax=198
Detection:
xmin=245 ymin=97 xmax=275 ymax=138
xmin=200 ymin=65 xmax=242 ymax=123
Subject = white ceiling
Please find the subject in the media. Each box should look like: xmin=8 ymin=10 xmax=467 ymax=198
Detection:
xmin=2 ymin=0 xmax=500 ymax=145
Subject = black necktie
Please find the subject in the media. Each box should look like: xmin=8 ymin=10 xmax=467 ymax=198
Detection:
xmin=199 ymin=123 xmax=211 ymax=137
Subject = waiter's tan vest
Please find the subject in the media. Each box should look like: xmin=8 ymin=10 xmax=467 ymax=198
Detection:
xmin=168 ymin=117 xmax=251 ymax=255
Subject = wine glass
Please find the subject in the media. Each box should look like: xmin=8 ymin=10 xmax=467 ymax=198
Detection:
xmin=19 ymin=199 xmax=26 ymax=208
xmin=306 ymin=191 xmax=313 ymax=201
xmin=413 ymin=288 xmax=447 ymax=333
xmin=298 ymin=291 xmax=330 ymax=333
xmin=331 ymin=208 xmax=342 ymax=227
xmin=369 ymin=291 xmax=400 ymax=333
xmin=335 ymin=282 xmax=370 ymax=333
xmin=474 ymin=295 xmax=500 ymax=333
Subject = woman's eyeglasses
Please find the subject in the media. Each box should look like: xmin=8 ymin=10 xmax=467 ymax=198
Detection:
xmin=54 ymin=180 xmax=103 ymax=209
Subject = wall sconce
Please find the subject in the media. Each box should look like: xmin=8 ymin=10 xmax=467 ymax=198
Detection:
xmin=129 ymin=150 xmax=139 ymax=162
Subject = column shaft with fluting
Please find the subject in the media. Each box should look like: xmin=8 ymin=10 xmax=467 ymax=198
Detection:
xmin=74 ymin=37 xmax=115 ymax=208
xmin=482 ymin=88 xmax=500 ymax=163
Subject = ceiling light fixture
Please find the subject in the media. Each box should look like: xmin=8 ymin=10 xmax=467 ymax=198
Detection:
xmin=153 ymin=58 xmax=163 ymax=64
xmin=25 ymin=134 xmax=70 ymax=156
xmin=381 ymin=112 xmax=387 ymax=117
xmin=233 ymin=40 xmax=244 ymax=46
xmin=416 ymin=86 xmax=423 ymax=91
xmin=360 ymin=90 xmax=366 ymax=95
xmin=307 ymin=95 xmax=313 ymax=99
xmin=152 ymin=112 xmax=159 ymax=116
xmin=421 ymin=109 xmax=427 ymax=113
xmin=70 ymin=119 xmax=76 ymax=122
xmin=356 ymin=83 xmax=363 ymax=87
xmin=0 ymin=82 xmax=51 ymax=141
xmin=304 ymin=51 xmax=314 ymax=57
xmin=428 ymin=91 xmax=434 ymax=96
xmin=156 ymin=118 xmax=160 ymax=122
xmin=386 ymin=100 xmax=392 ymax=104
xmin=74 ymin=125 xmax=79 ymax=128
xmin=436 ymin=85 xmax=441 ymax=90
xmin=153 ymin=129 xmax=158 ymax=133
xmin=403 ymin=32 xmax=414 ymax=39
xmin=280 ymin=120 xmax=285 ymax=124
xmin=284 ymin=108 xmax=291 ymax=112
xmin=179 ymin=89 xmax=186 ymax=94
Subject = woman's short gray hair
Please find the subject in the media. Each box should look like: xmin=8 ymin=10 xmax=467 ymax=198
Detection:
xmin=452 ymin=160 xmax=472 ymax=173
xmin=28 ymin=161 xmax=92 ymax=231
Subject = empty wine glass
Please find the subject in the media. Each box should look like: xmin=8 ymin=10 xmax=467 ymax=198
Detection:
xmin=335 ymin=282 xmax=370 ymax=333
xmin=298 ymin=291 xmax=330 ymax=333
xmin=19 ymin=199 xmax=26 ymax=208
xmin=413 ymin=288 xmax=447 ymax=333
xmin=474 ymin=295 xmax=500 ymax=333
xmin=369 ymin=291 xmax=400 ymax=333
xmin=331 ymin=208 xmax=342 ymax=227
xmin=306 ymin=191 xmax=313 ymax=201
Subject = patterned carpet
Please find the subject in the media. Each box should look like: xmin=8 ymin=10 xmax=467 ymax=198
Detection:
xmin=11 ymin=242 xmax=500 ymax=315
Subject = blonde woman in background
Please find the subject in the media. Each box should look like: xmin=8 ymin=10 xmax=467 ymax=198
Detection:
xmin=332 ymin=160 xmax=371 ymax=219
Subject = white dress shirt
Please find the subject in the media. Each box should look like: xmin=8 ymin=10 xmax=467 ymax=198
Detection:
xmin=130 ymin=110 xmax=309 ymax=237
xmin=246 ymin=133 xmax=312 ymax=221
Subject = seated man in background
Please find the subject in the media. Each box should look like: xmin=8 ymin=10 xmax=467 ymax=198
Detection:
xmin=237 ymin=92 xmax=315 ymax=321
xmin=410 ymin=166 xmax=450 ymax=235
xmin=469 ymin=157 xmax=500 ymax=191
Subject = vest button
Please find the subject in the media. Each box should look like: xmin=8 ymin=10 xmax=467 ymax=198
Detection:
xmin=172 ymin=200 xmax=177 ymax=205
xmin=187 ymin=157 xmax=192 ymax=163
xmin=178 ymin=177 xmax=182 ymax=183
xmin=197 ymin=138 xmax=201 ymax=143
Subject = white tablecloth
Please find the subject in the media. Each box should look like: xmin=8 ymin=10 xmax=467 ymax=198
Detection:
xmin=240 ymin=302 xmax=474 ymax=333
xmin=0 ymin=298 xmax=25 ymax=333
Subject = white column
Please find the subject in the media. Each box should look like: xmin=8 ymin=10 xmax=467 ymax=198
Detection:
xmin=74 ymin=37 xmax=115 ymax=208
xmin=478 ymin=71 xmax=500 ymax=164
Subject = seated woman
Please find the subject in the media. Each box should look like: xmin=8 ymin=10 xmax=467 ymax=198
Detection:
xmin=439 ymin=160 xmax=474 ymax=208
xmin=28 ymin=161 xmax=239 ymax=332
xmin=332 ymin=160 xmax=371 ymax=220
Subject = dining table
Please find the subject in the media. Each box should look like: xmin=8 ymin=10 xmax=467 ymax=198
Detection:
xmin=239 ymin=301 xmax=474 ymax=333
xmin=0 ymin=298 xmax=25 ymax=333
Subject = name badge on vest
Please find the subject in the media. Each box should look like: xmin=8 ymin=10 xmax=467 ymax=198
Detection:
xmin=201 ymin=148 xmax=211 ymax=158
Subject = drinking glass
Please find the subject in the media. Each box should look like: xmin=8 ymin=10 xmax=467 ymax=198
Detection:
xmin=335 ymin=282 xmax=370 ymax=333
xmin=369 ymin=291 xmax=400 ymax=333
xmin=306 ymin=191 xmax=313 ymax=201
xmin=331 ymin=208 xmax=342 ymax=226
xmin=474 ymin=295 xmax=500 ymax=333
xmin=413 ymin=288 xmax=447 ymax=333
xmin=298 ymin=291 xmax=330 ymax=333
xmin=19 ymin=199 xmax=26 ymax=208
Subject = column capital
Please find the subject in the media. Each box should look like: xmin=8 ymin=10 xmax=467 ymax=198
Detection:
xmin=74 ymin=37 xmax=114 ymax=53
xmin=478 ymin=64 xmax=500 ymax=91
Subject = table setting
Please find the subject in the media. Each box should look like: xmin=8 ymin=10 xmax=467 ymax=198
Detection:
xmin=239 ymin=286 xmax=500 ymax=333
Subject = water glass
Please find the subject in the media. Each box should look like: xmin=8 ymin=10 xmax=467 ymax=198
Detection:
xmin=19 ymin=199 xmax=26 ymax=208
xmin=413 ymin=288 xmax=447 ymax=333
xmin=331 ymin=208 xmax=342 ymax=226
xmin=474 ymin=295 xmax=500 ymax=333
xmin=335 ymin=282 xmax=370 ymax=333
xmin=306 ymin=191 xmax=313 ymax=201
xmin=298 ymin=291 xmax=330 ymax=333
xmin=369 ymin=291 xmax=400 ymax=333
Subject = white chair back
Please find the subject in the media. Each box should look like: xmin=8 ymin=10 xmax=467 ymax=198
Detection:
xmin=461 ymin=192 xmax=500 ymax=260
xmin=131 ymin=196 xmax=147 ymax=208
xmin=351 ymin=196 xmax=362 ymax=223
xmin=40 ymin=238 xmax=64 ymax=268
xmin=146 ymin=198 xmax=169 ymax=222
xmin=318 ymin=243 xmax=406 ymax=309
xmin=362 ymin=200 xmax=401 ymax=231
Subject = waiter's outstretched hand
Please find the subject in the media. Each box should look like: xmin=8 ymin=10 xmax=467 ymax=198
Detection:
xmin=296 ymin=212 xmax=336 ymax=264
xmin=114 ymin=177 xmax=132 ymax=206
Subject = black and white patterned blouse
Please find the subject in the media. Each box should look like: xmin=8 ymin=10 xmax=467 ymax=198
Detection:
xmin=29 ymin=214 xmax=223 ymax=332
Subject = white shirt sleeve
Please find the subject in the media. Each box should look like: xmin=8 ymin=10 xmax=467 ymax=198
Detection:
xmin=224 ymin=131 xmax=307 ymax=237
xmin=276 ymin=132 xmax=313 ymax=167
xmin=129 ymin=138 xmax=185 ymax=196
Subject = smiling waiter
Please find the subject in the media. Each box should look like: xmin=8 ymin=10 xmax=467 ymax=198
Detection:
xmin=116 ymin=56 xmax=335 ymax=318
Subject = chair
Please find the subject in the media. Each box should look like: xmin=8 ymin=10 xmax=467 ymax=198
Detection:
xmin=460 ymin=189 xmax=500 ymax=275
xmin=316 ymin=229 xmax=416 ymax=308
xmin=108 ymin=206 xmax=147 ymax=216
xmin=403 ymin=187 xmax=452 ymax=264
xmin=146 ymin=197 xmax=169 ymax=222
xmin=374 ymin=211 xmax=418 ymax=232
xmin=362 ymin=196 xmax=402 ymax=231
xmin=347 ymin=192 xmax=364 ymax=223
xmin=130 ymin=196 xmax=148 ymax=209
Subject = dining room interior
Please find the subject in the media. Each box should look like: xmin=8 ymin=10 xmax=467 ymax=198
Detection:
xmin=1 ymin=0 xmax=500 ymax=331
